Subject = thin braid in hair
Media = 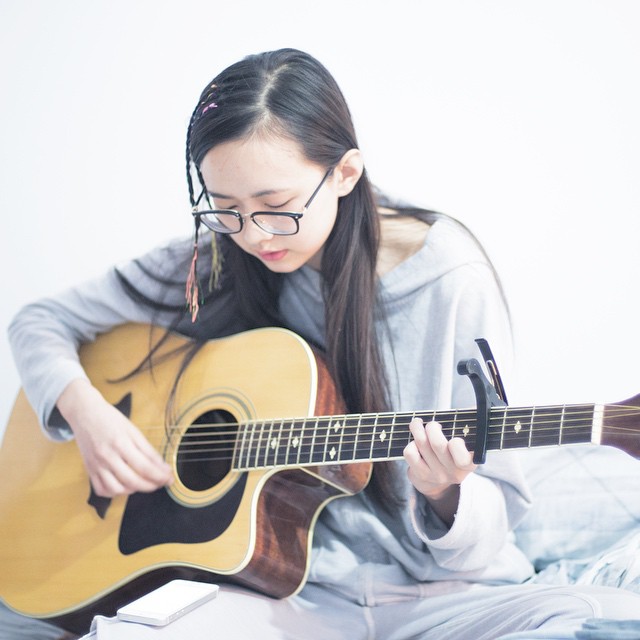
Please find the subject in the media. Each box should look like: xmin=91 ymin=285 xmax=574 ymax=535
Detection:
xmin=184 ymin=86 xmax=223 ymax=320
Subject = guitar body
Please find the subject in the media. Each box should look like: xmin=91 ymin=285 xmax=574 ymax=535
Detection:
xmin=0 ymin=324 xmax=371 ymax=633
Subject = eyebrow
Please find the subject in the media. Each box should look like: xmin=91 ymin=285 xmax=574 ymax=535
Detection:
xmin=207 ymin=187 xmax=286 ymax=199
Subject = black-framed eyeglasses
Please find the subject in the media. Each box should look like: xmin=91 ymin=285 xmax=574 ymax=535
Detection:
xmin=192 ymin=167 xmax=333 ymax=236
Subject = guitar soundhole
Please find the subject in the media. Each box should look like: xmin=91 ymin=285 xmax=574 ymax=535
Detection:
xmin=177 ymin=409 xmax=236 ymax=491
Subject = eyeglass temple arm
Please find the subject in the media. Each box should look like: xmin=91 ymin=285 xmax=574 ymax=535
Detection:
xmin=303 ymin=167 xmax=334 ymax=210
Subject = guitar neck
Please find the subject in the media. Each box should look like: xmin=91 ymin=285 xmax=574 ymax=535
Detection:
xmin=234 ymin=403 xmax=600 ymax=470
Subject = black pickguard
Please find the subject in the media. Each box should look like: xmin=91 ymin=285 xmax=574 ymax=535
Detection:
xmin=119 ymin=472 xmax=248 ymax=553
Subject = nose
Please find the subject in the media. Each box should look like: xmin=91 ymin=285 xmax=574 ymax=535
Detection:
xmin=241 ymin=218 xmax=274 ymax=245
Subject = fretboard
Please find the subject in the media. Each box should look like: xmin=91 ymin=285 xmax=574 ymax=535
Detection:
xmin=232 ymin=403 xmax=599 ymax=471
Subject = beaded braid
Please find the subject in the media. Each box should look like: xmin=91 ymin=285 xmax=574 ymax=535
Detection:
xmin=185 ymin=83 xmax=223 ymax=322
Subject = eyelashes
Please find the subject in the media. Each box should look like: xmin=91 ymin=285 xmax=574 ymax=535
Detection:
xmin=212 ymin=198 xmax=295 ymax=211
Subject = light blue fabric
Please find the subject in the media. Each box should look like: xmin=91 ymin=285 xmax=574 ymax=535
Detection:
xmin=515 ymin=445 xmax=640 ymax=571
xmin=575 ymin=619 xmax=640 ymax=640
xmin=73 ymin=583 xmax=640 ymax=640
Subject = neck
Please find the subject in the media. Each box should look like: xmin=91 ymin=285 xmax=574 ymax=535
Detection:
xmin=233 ymin=403 xmax=599 ymax=471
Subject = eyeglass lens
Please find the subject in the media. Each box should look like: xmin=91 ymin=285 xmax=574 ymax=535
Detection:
xmin=199 ymin=211 xmax=299 ymax=235
xmin=195 ymin=166 xmax=332 ymax=236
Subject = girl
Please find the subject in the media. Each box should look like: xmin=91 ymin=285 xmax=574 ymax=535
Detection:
xmin=4 ymin=48 xmax=640 ymax=640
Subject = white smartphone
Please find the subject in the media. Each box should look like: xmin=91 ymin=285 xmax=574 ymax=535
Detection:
xmin=116 ymin=579 xmax=219 ymax=626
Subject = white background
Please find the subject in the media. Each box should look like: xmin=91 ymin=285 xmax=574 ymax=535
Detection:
xmin=1 ymin=0 xmax=639 ymax=439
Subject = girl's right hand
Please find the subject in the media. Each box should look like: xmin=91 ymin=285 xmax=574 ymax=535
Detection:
xmin=57 ymin=379 xmax=174 ymax=497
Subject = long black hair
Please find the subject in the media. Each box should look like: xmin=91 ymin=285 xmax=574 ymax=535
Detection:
xmin=184 ymin=48 xmax=400 ymax=503
xmin=119 ymin=49 xmax=499 ymax=508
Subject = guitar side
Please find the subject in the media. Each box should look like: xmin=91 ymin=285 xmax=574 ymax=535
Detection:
xmin=0 ymin=324 xmax=371 ymax=633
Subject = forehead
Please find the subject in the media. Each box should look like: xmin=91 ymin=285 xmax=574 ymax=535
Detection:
xmin=199 ymin=135 xmax=315 ymax=193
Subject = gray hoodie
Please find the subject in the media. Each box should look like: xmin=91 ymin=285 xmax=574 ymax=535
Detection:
xmin=8 ymin=216 xmax=534 ymax=606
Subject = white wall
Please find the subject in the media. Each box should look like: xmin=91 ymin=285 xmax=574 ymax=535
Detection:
xmin=2 ymin=0 xmax=640 ymax=438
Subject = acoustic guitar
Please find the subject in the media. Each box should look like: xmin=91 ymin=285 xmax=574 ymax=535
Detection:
xmin=1 ymin=323 xmax=638 ymax=634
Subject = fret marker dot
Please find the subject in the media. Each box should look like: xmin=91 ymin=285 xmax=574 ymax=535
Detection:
xmin=329 ymin=446 xmax=337 ymax=460
xmin=514 ymin=421 xmax=522 ymax=434
xmin=379 ymin=430 xmax=387 ymax=442
xmin=463 ymin=425 xmax=470 ymax=437
xmin=292 ymin=436 xmax=299 ymax=448
xmin=270 ymin=438 xmax=278 ymax=450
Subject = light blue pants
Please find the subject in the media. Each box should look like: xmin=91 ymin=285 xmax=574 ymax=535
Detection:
xmin=2 ymin=582 xmax=640 ymax=640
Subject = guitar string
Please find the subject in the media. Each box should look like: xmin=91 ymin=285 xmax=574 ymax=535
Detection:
xmin=168 ymin=406 xmax=640 ymax=442
xmin=145 ymin=406 xmax=640 ymax=443
xmin=33 ymin=403 xmax=631 ymax=465
xmin=161 ymin=404 xmax=640 ymax=437
xmin=160 ymin=406 xmax=640 ymax=465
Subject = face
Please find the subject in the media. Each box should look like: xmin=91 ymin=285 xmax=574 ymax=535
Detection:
xmin=199 ymin=136 xmax=343 ymax=272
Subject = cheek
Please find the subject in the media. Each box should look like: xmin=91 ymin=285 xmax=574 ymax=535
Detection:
xmin=228 ymin=234 xmax=244 ymax=249
xmin=301 ymin=203 xmax=338 ymax=242
xmin=290 ymin=224 xmax=331 ymax=257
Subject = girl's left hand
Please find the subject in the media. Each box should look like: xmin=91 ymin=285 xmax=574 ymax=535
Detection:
xmin=403 ymin=418 xmax=477 ymax=525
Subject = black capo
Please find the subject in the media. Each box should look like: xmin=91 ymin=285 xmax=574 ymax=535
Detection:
xmin=457 ymin=339 xmax=508 ymax=464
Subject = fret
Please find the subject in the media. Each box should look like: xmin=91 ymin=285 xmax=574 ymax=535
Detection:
xmin=233 ymin=422 xmax=249 ymax=469
xmin=435 ymin=411 xmax=458 ymax=441
xmin=370 ymin=414 xmax=392 ymax=460
xmin=414 ymin=410 xmax=436 ymax=427
xmin=411 ymin=410 xmax=431 ymax=443
xmin=385 ymin=414 xmax=396 ymax=459
xmin=404 ymin=413 xmax=416 ymax=451
xmin=461 ymin=410 xmax=477 ymax=447
xmin=458 ymin=409 xmax=477 ymax=443
xmin=244 ymin=422 xmax=258 ymax=469
xmin=264 ymin=419 xmax=281 ymax=468
xmin=274 ymin=420 xmax=287 ymax=467
xmin=437 ymin=409 xmax=476 ymax=446
xmin=373 ymin=413 xmax=395 ymax=460
xmin=487 ymin=406 xmax=508 ymax=451
xmin=292 ymin=417 xmax=310 ymax=465
xmin=528 ymin=407 xmax=535 ymax=448
xmin=408 ymin=410 xmax=417 ymax=431
xmin=244 ymin=422 xmax=256 ymax=469
xmin=252 ymin=420 xmax=266 ymax=469
xmin=350 ymin=414 xmax=363 ymax=461
xmin=309 ymin=417 xmax=327 ymax=464
xmin=335 ymin=415 xmax=357 ymax=461
xmin=500 ymin=407 xmax=534 ymax=450
xmin=262 ymin=421 xmax=273 ymax=467
xmin=303 ymin=417 xmax=314 ymax=464
xmin=386 ymin=413 xmax=412 ymax=458
xmin=368 ymin=413 xmax=379 ymax=459
xmin=559 ymin=404 xmax=594 ymax=445
xmin=357 ymin=414 xmax=377 ymax=460
xmin=239 ymin=422 xmax=252 ymax=469
xmin=530 ymin=406 xmax=564 ymax=448
xmin=316 ymin=417 xmax=327 ymax=462
xmin=287 ymin=420 xmax=304 ymax=465
xmin=407 ymin=412 xmax=418 ymax=451
xmin=283 ymin=418 xmax=295 ymax=467
xmin=316 ymin=416 xmax=329 ymax=463
xmin=323 ymin=416 xmax=345 ymax=463
xmin=336 ymin=415 xmax=347 ymax=461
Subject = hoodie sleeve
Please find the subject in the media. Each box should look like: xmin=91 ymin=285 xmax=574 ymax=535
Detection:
xmin=7 ymin=238 xmax=190 ymax=440
xmin=407 ymin=259 xmax=533 ymax=572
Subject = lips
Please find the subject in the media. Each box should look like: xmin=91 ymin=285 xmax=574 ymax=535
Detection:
xmin=258 ymin=249 xmax=288 ymax=262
